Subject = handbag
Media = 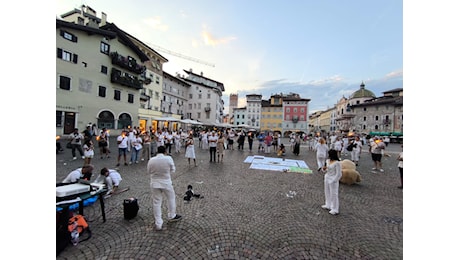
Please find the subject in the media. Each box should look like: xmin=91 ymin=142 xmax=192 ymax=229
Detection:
xmin=66 ymin=142 xmax=72 ymax=149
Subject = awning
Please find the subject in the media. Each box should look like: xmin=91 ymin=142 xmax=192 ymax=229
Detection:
xmin=152 ymin=116 xmax=180 ymax=122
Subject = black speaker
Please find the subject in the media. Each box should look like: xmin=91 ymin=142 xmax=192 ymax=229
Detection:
xmin=123 ymin=198 xmax=139 ymax=220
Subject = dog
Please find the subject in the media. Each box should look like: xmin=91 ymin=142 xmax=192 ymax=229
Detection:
xmin=183 ymin=185 xmax=203 ymax=201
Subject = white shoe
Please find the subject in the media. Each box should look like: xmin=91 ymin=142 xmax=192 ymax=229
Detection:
xmin=321 ymin=205 xmax=330 ymax=210
xmin=379 ymin=169 xmax=384 ymax=172
xmin=141 ymin=158 xmax=144 ymax=161
xmin=329 ymin=210 xmax=339 ymax=215
xmin=82 ymin=156 xmax=85 ymax=159
xmin=73 ymin=157 xmax=77 ymax=160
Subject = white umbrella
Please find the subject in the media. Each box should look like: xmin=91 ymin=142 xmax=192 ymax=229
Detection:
xmin=237 ymin=124 xmax=251 ymax=128
xmin=180 ymin=119 xmax=203 ymax=125
xmin=152 ymin=116 xmax=180 ymax=122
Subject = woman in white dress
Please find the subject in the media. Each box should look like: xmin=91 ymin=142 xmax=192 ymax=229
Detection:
xmin=185 ymin=134 xmax=197 ymax=166
xmin=315 ymin=137 xmax=329 ymax=171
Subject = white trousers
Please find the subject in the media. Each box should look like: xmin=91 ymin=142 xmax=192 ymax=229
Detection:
xmin=351 ymin=150 xmax=360 ymax=162
xmin=316 ymin=155 xmax=326 ymax=169
xmin=324 ymin=178 xmax=340 ymax=213
xmin=151 ymin=184 xmax=177 ymax=228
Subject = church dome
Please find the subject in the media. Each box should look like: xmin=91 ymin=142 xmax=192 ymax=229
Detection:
xmin=350 ymin=81 xmax=376 ymax=99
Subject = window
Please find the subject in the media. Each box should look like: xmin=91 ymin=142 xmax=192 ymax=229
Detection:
xmin=57 ymin=48 xmax=78 ymax=63
xmin=114 ymin=90 xmax=121 ymax=101
xmin=98 ymin=86 xmax=106 ymax=97
xmin=58 ymin=75 xmax=71 ymax=90
xmin=81 ymin=62 xmax=87 ymax=67
xmin=97 ymin=110 xmax=115 ymax=129
xmin=198 ymin=94 xmax=202 ymax=99
xmin=363 ymin=116 xmax=367 ymax=121
xmin=60 ymin=30 xmax=77 ymax=42
xmin=118 ymin=113 xmax=132 ymax=129
xmin=101 ymin=65 xmax=108 ymax=74
xmin=301 ymin=108 xmax=305 ymax=113
xmin=156 ymin=76 xmax=160 ymax=84
xmin=189 ymin=94 xmax=193 ymax=99
xmin=188 ymin=104 xmax=192 ymax=110
xmin=207 ymin=93 xmax=211 ymax=99
xmin=375 ymin=116 xmax=379 ymax=121
xmin=286 ymin=108 xmax=290 ymax=113
xmin=294 ymin=108 xmax=297 ymax=113
xmin=56 ymin=111 xmax=63 ymax=127
xmin=197 ymin=112 xmax=201 ymax=119
xmin=128 ymin=93 xmax=134 ymax=103
xmin=100 ymin=42 xmax=110 ymax=54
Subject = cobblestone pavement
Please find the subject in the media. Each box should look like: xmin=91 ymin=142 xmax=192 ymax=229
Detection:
xmin=56 ymin=138 xmax=403 ymax=259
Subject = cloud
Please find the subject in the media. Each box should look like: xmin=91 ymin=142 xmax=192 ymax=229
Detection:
xmin=201 ymin=29 xmax=237 ymax=46
xmin=143 ymin=17 xmax=169 ymax=31
xmin=384 ymin=69 xmax=403 ymax=79
xmin=222 ymin=73 xmax=402 ymax=114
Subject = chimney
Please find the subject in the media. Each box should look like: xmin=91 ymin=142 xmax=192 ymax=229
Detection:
xmin=200 ymin=72 xmax=203 ymax=76
xmin=101 ymin=12 xmax=107 ymax=27
xmin=189 ymin=68 xmax=193 ymax=73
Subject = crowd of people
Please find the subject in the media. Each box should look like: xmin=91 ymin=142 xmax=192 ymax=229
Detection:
xmin=58 ymin=125 xmax=402 ymax=226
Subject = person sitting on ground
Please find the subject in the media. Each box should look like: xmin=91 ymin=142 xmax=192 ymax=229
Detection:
xmin=61 ymin=165 xmax=94 ymax=184
xmin=277 ymin=143 xmax=286 ymax=156
xmin=96 ymin=167 xmax=123 ymax=195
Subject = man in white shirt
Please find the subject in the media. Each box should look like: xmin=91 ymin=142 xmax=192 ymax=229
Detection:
xmin=208 ymin=131 xmax=218 ymax=162
xmin=116 ymin=130 xmax=129 ymax=167
xmin=98 ymin=167 xmax=122 ymax=195
xmin=148 ymin=146 xmax=182 ymax=230
xmin=61 ymin=165 xmax=94 ymax=184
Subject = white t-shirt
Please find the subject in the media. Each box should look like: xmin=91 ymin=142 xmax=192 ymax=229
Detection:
xmin=107 ymin=170 xmax=122 ymax=186
xmin=117 ymin=135 xmax=129 ymax=148
xmin=62 ymin=168 xmax=82 ymax=183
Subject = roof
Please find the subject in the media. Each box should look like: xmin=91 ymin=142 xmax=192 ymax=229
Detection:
xmin=350 ymin=82 xmax=376 ymax=99
xmin=100 ymin=23 xmax=150 ymax=62
xmin=56 ymin=19 xmax=116 ymax=39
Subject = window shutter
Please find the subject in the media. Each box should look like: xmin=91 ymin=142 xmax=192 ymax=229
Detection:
xmin=73 ymin=54 xmax=78 ymax=64
xmin=73 ymin=36 xmax=78 ymax=42
xmin=60 ymin=30 xmax=65 ymax=37
xmin=57 ymin=48 xmax=62 ymax=59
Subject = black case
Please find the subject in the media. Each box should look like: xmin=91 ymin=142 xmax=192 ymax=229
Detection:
xmin=123 ymin=198 xmax=139 ymax=220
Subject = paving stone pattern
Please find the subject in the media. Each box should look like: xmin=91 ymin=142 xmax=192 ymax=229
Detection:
xmin=56 ymin=137 xmax=403 ymax=259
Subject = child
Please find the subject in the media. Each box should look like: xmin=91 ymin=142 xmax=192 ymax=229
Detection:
xmin=83 ymin=140 xmax=94 ymax=165
xmin=183 ymin=185 xmax=203 ymax=202
xmin=277 ymin=143 xmax=286 ymax=156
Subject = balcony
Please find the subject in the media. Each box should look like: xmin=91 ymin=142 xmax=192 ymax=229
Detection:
xmin=110 ymin=52 xmax=146 ymax=74
xmin=292 ymin=116 xmax=299 ymax=123
xmin=111 ymin=68 xmax=143 ymax=89
xmin=204 ymin=107 xmax=211 ymax=112
xmin=140 ymin=92 xmax=150 ymax=101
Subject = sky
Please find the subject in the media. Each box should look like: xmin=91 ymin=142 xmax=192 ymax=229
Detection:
xmin=1 ymin=2 xmax=459 ymax=258
xmin=55 ymin=0 xmax=403 ymax=114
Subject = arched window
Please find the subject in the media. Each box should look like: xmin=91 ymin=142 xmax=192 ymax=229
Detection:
xmin=97 ymin=111 xmax=115 ymax=129
xmin=118 ymin=113 xmax=132 ymax=129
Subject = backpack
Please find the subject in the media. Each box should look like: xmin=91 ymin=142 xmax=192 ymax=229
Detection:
xmin=68 ymin=214 xmax=92 ymax=245
xmin=346 ymin=142 xmax=354 ymax=151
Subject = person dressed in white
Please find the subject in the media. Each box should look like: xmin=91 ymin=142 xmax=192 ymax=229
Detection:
xmin=350 ymin=136 xmax=363 ymax=166
xmin=61 ymin=165 xmax=94 ymax=184
xmin=201 ymin=131 xmax=209 ymax=150
xmin=184 ymin=134 xmax=197 ymax=166
xmin=334 ymin=136 xmax=343 ymax=159
xmin=315 ymin=137 xmax=329 ymax=171
xmin=341 ymin=136 xmax=349 ymax=156
xmin=97 ymin=167 xmax=122 ymax=195
xmin=147 ymin=146 xmax=182 ymax=231
xmin=321 ymin=150 xmax=342 ymax=215
xmin=329 ymin=133 xmax=337 ymax=149
xmin=173 ymin=131 xmax=181 ymax=154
